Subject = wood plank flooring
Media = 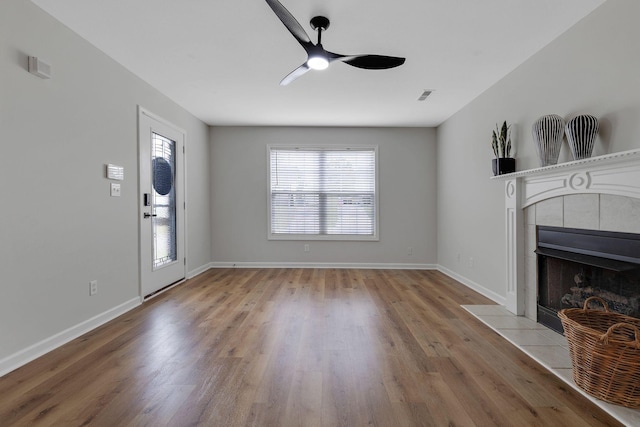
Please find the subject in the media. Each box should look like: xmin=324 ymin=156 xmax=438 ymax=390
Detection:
xmin=0 ymin=269 xmax=622 ymax=426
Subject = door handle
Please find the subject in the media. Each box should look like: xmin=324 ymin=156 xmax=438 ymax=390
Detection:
xmin=143 ymin=213 xmax=158 ymax=218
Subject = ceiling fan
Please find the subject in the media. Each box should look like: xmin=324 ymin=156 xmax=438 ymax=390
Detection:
xmin=265 ymin=0 xmax=406 ymax=85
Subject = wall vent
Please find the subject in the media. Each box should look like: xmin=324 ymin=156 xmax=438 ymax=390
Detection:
xmin=417 ymin=90 xmax=433 ymax=101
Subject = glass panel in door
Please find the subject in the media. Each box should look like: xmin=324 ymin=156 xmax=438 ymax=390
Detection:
xmin=152 ymin=132 xmax=177 ymax=269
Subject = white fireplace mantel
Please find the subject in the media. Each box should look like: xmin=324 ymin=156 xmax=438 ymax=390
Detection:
xmin=494 ymin=148 xmax=640 ymax=315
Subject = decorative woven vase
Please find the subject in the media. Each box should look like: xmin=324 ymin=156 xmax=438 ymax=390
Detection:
xmin=532 ymin=114 xmax=565 ymax=167
xmin=566 ymin=114 xmax=599 ymax=160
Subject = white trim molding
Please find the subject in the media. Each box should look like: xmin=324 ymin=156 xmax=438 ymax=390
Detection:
xmin=0 ymin=297 xmax=140 ymax=377
xmin=437 ymin=265 xmax=507 ymax=306
xmin=187 ymin=263 xmax=214 ymax=279
xmin=505 ymin=178 xmax=525 ymax=314
xmin=491 ymin=148 xmax=640 ymax=181
xmin=495 ymin=149 xmax=640 ymax=315
xmin=210 ymin=262 xmax=436 ymax=270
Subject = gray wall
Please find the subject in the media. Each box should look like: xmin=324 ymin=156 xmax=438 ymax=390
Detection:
xmin=436 ymin=0 xmax=640 ymax=300
xmin=5 ymin=0 xmax=639 ymax=372
xmin=0 ymin=0 xmax=211 ymax=362
xmin=210 ymin=126 xmax=437 ymax=266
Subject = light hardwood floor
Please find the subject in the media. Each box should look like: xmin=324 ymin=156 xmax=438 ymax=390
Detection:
xmin=0 ymin=269 xmax=622 ymax=426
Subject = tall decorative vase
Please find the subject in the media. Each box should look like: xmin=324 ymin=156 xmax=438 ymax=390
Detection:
xmin=532 ymin=114 xmax=565 ymax=167
xmin=565 ymin=114 xmax=599 ymax=160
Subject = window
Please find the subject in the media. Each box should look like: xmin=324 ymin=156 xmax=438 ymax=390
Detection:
xmin=268 ymin=146 xmax=378 ymax=240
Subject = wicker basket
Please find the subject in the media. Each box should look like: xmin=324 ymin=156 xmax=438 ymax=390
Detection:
xmin=558 ymin=296 xmax=640 ymax=408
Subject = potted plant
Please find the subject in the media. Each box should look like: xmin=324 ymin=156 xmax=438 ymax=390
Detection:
xmin=491 ymin=121 xmax=516 ymax=175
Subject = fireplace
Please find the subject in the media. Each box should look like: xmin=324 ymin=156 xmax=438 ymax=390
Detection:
xmin=536 ymin=225 xmax=640 ymax=333
xmin=496 ymin=149 xmax=640 ymax=319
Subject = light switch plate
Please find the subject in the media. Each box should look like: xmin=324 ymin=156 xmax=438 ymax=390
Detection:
xmin=110 ymin=183 xmax=121 ymax=197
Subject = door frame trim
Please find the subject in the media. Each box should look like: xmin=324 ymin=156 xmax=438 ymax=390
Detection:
xmin=137 ymin=106 xmax=188 ymax=299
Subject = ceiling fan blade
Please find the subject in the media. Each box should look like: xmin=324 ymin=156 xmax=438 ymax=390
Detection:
xmin=329 ymin=53 xmax=406 ymax=70
xmin=265 ymin=0 xmax=314 ymax=51
xmin=280 ymin=63 xmax=311 ymax=86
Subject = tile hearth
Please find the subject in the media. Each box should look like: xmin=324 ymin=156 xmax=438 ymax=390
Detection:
xmin=463 ymin=304 xmax=640 ymax=426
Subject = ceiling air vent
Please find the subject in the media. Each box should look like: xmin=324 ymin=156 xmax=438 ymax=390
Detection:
xmin=417 ymin=90 xmax=433 ymax=101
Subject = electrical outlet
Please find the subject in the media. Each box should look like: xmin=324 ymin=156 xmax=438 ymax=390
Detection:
xmin=407 ymin=246 xmax=413 ymax=255
xmin=90 ymin=280 xmax=98 ymax=296
xmin=468 ymin=257 xmax=474 ymax=268
xmin=304 ymin=244 xmax=310 ymax=252
xmin=457 ymin=253 xmax=461 ymax=262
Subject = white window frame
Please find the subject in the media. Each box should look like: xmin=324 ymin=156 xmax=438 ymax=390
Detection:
xmin=267 ymin=144 xmax=380 ymax=241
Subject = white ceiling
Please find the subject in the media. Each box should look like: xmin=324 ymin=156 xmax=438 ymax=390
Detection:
xmin=31 ymin=0 xmax=605 ymax=127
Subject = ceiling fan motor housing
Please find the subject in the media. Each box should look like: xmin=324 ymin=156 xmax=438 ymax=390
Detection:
xmin=310 ymin=16 xmax=330 ymax=31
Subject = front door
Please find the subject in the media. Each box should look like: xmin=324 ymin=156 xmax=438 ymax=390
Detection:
xmin=138 ymin=108 xmax=185 ymax=297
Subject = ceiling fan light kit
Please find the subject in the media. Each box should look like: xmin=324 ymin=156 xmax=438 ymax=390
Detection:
xmin=307 ymin=46 xmax=329 ymax=70
xmin=307 ymin=55 xmax=329 ymax=70
xmin=265 ymin=0 xmax=405 ymax=85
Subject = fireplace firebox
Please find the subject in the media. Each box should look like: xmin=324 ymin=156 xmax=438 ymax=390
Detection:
xmin=536 ymin=226 xmax=640 ymax=333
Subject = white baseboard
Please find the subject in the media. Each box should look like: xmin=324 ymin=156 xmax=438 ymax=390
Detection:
xmin=209 ymin=261 xmax=437 ymax=270
xmin=437 ymin=265 xmax=506 ymax=306
xmin=187 ymin=262 xmax=213 ymax=279
xmin=0 ymin=297 xmax=141 ymax=377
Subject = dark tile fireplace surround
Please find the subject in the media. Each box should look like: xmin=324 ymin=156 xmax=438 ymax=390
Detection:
xmin=536 ymin=225 xmax=640 ymax=333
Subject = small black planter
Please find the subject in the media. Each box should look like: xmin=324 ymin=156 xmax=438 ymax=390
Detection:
xmin=492 ymin=157 xmax=516 ymax=176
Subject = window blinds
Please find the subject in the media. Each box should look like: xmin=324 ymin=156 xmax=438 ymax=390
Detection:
xmin=269 ymin=147 xmax=377 ymax=238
